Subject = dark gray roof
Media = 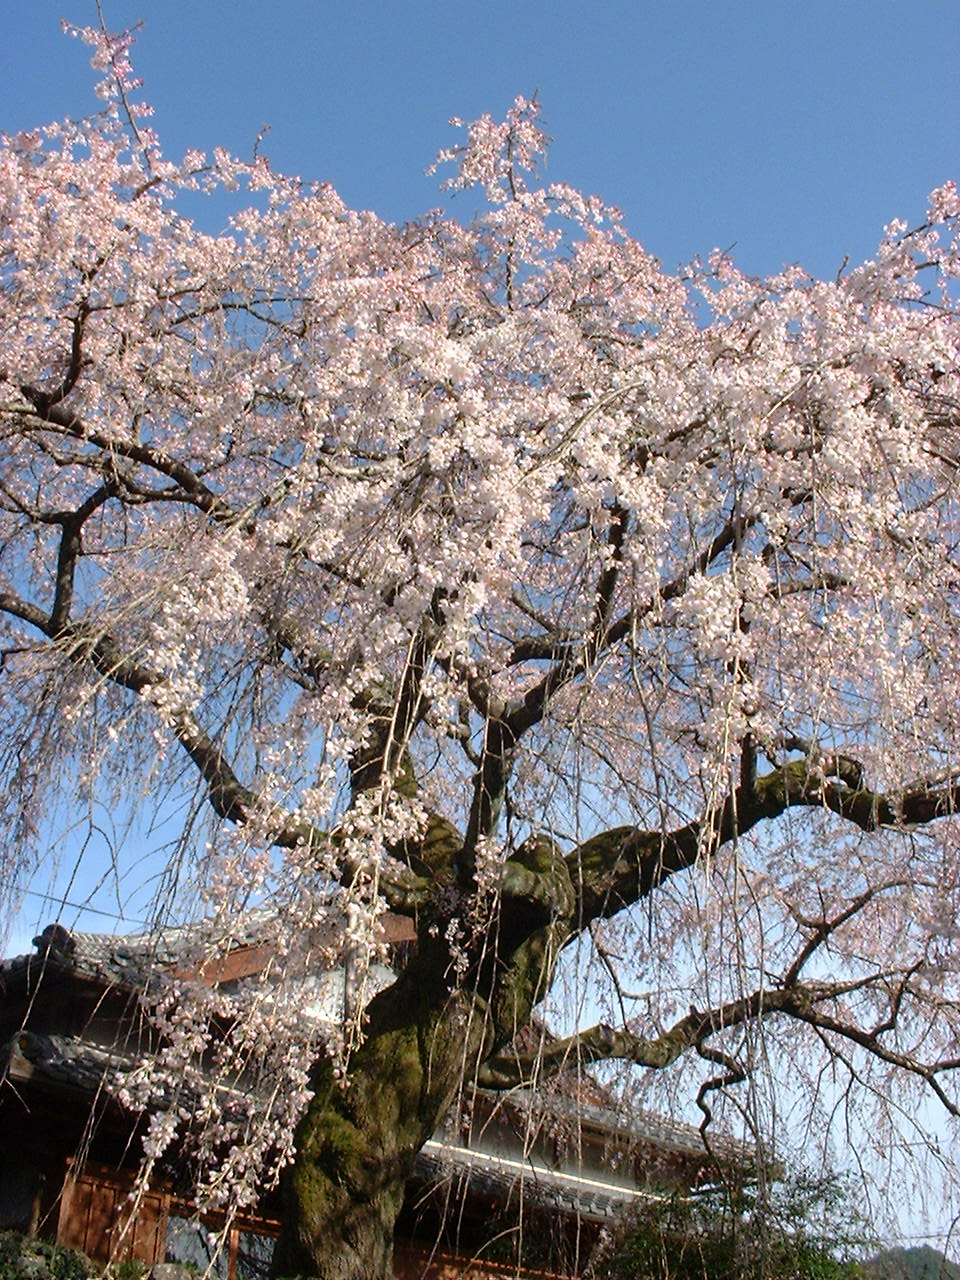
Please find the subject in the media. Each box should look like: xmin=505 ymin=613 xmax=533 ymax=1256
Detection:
xmin=507 ymin=1084 xmax=748 ymax=1170
xmin=415 ymin=1137 xmax=663 ymax=1223
xmin=2 ymin=922 xmax=751 ymax=1178
xmin=2 ymin=912 xmax=280 ymax=989
xmin=5 ymin=1029 xmax=141 ymax=1096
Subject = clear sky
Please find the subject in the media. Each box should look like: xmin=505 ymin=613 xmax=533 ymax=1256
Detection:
xmin=3 ymin=1 xmax=958 ymax=282
xmin=2 ymin=0 xmax=959 ymax=1252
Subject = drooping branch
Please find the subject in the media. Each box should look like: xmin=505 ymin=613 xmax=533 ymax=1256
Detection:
xmin=782 ymin=878 xmax=910 ymax=987
xmin=476 ymin=977 xmax=959 ymax=1117
xmin=786 ymin=1001 xmax=960 ymax=1118
xmin=463 ymin=499 xmax=779 ymax=885
xmin=475 ymin=984 xmax=833 ymax=1088
xmin=505 ymin=504 xmax=630 ymax=742
xmin=0 ymin=588 xmax=434 ymax=912
xmin=0 ymin=436 xmax=453 ymax=908
xmin=460 ymin=506 xmax=628 ymax=879
xmin=17 ymin=398 xmax=234 ymax=522
xmin=695 ymin=1040 xmax=749 ymax=1141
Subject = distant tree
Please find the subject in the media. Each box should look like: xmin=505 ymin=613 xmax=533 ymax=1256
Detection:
xmin=865 ymin=1246 xmax=960 ymax=1280
xmin=1 ymin=23 xmax=959 ymax=1280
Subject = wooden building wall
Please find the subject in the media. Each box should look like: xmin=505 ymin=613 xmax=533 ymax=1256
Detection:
xmin=58 ymin=1162 xmax=168 ymax=1266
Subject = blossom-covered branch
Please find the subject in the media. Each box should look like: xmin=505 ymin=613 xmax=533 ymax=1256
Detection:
xmin=2 ymin=35 xmax=958 ymax=1275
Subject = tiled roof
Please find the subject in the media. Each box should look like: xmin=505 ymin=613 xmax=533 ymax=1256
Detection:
xmin=507 ymin=1085 xmax=747 ymax=1170
xmin=416 ymin=1138 xmax=664 ymax=1223
xmin=2 ymin=1032 xmax=667 ymax=1224
xmin=2 ymin=912 xmax=280 ymax=988
xmin=5 ymin=1029 xmax=142 ymax=1095
xmin=4 ymin=910 xmax=411 ymax=991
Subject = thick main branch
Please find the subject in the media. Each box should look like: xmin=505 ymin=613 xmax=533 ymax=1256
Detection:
xmin=568 ymin=755 xmax=960 ymax=928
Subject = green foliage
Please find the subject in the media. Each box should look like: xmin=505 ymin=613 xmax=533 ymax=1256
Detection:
xmin=865 ymin=1245 xmax=960 ymax=1280
xmin=104 ymin=1262 xmax=146 ymax=1280
xmin=594 ymin=1172 xmax=873 ymax=1280
xmin=0 ymin=1234 xmax=154 ymax=1280
xmin=0 ymin=1232 xmax=98 ymax=1280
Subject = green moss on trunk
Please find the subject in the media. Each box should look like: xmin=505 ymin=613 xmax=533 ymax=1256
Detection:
xmin=272 ymin=943 xmax=489 ymax=1279
xmin=272 ymin=853 xmax=576 ymax=1279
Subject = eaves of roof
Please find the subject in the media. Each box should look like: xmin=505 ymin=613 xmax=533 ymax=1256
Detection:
xmin=3 ymin=1032 xmax=665 ymax=1223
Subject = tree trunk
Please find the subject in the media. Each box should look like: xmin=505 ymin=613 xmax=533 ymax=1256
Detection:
xmin=271 ymin=944 xmax=490 ymax=1280
xmin=272 ymin=843 xmax=574 ymax=1278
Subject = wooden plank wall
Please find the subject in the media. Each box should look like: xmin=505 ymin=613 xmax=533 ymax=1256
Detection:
xmin=57 ymin=1161 xmax=167 ymax=1266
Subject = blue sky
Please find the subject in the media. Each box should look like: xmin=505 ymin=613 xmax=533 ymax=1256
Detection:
xmin=3 ymin=1 xmax=958 ymax=282
xmin=2 ymin=0 xmax=959 ymax=978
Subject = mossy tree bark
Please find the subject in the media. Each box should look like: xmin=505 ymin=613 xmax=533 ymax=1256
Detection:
xmin=272 ymin=953 xmax=487 ymax=1280
xmin=272 ymin=837 xmax=577 ymax=1280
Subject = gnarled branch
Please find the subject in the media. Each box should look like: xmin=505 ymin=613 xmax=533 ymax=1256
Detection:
xmin=567 ymin=753 xmax=960 ymax=928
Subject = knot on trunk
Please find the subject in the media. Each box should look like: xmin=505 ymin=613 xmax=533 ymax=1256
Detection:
xmin=500 ymin=834 xmax=575 ymax=925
